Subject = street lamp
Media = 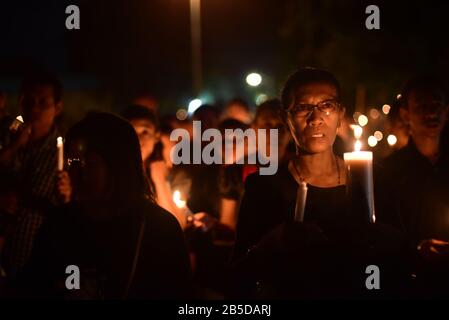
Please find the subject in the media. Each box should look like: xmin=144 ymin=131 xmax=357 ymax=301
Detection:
xmin=246 ymin=72 xmax=262 ymax=87
xmin=190 ymin=0 xmax=202 ymax=96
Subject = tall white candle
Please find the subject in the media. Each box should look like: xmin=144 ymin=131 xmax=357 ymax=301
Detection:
xmin=294 ymin=181 xmax=308 ymax=222
xmin=343 ymin=147 xmax=376 ymax=223
xmin=57 ymin=136 xmax=64 ymax=171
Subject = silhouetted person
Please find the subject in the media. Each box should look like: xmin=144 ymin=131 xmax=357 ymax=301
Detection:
xmin=16 ymin=112 xmax=192 ymax=299
xmin=379 ymin=75 xmax=449 ymax=297
xmin=0 ymin=71 xmax=64 ymax=277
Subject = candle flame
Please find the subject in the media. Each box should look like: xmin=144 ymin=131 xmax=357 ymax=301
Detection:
xmin=350 ymin=125 xmax=363 ymax=139
xmin=173 ymin=190 xmax=186 ymax=209
xmin=354 ymin=140 xmax=362 ymax=152
xmin=16 ymin=115 xmax=24 ymax=123
xmin=57 ymin=136 xmax=63 ymax=147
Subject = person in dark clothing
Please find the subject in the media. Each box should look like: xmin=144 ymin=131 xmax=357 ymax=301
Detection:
xmin=379 ymin=75 xmax=449 ymax=297
xmin=231 ymin=68 xmax=408 ymax=299
xmin=121 ymin=105 xmax=187 ymax=229
xmin=15 ymin=112 xmax=192 ymax=299
xmin=0 ymin=71 xmax=64 ymax=277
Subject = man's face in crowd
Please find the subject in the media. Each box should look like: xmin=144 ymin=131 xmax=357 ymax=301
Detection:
xmin=402 ymin=89 xmax=448 ymax=138
xmin=20 ymin=84 xmax=62 ymax=134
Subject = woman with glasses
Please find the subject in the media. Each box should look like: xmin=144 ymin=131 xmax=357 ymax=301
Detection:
xmin=231 ymin=68 xmax=405 ymax=299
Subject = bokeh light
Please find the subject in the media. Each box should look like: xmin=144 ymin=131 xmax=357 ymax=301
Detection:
xmin=246 ymin=72 xmax=262 ymax=87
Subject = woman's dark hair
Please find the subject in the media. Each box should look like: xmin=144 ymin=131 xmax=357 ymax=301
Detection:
xmin=254 ymin=98 xmax=282 ymax=121
xmin=281 ymin=67 xmax=341 ymax=110
xmin=65 ymin=112 xmax=153 ymax=206
xmin=121 ymin=104 xmax=160 ymax=132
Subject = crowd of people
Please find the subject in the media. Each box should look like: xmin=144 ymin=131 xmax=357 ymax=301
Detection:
xmin=0 ymin=67 xmax=448 ymax=299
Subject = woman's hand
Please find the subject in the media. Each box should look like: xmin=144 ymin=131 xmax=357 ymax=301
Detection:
xmin=417 ymin=239 xmax=449 ymax=262
xmin=57 ymin=170 xmax=72 ymax=203
xmin=14 ymin=124 xmax=32 ymax=148
xmin=191 ymin=212 xmax=217 ymax=232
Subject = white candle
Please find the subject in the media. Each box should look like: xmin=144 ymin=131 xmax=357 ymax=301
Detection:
xmin=57 ymin=136 xmax=64 ymax=171
xmin=294 ymin=181 xmax=308 ymax=222
xmin=344 ymin=144 xmax=376 ymax=223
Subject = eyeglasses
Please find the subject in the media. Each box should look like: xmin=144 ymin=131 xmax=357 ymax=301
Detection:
xmin=287 ymin=99 xmax=341 ymax=118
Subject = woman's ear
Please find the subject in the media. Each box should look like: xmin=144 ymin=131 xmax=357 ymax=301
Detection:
xmin=338 ymin=106 xmax=346 ymax=128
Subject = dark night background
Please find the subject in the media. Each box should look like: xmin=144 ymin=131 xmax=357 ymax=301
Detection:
xmin=1 ymin=0 xmax=449 ymax=123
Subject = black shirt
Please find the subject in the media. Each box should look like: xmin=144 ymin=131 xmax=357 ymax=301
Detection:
xmin=380 ymin=139 xmax=449 ymax=246
xmin=16 ymin=200 xmax=192 ymax=299
xmin=233 ymin=164 xmax=369 ymax=260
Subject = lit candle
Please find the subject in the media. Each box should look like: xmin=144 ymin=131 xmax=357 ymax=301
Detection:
xmin=294 ymin=181 xmax=308 ymax=222
xmin=343 ymin=142 xmax=376 ymax=223
xmin=173 ymin=190 xmax=186 ymax=209
xmin=57 ymin=136 xmax=64 ymax=171
xmin=9 ymin=115 xmax=24 ymax=132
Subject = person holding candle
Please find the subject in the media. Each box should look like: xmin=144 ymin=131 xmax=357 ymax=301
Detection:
xmin=231 ymin=68 xmax=406 ymax=299
xmin=121 ymin=105 xmax=188 ymax=229
xmin=16 ymin=112 xmax=192 ymax=299
xmin=379 ymin=75 xmax=449 ymax=297
xmin=0 ymin=71 xmax=64 ymax=278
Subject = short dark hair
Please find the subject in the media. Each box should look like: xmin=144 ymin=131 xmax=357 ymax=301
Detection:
xmin=226 ymin=98 xmax=250 ymax=111
xmin=255 ymin=98 xmax=282 ymax=121
xmin=400 ymin=74 xmax=448 ymax=109
xmin=281 ymin=67 xmax=341 ymax=110
xmin=20 ymin=71 xmax=63 ymax=103
xmin=121 ymin=104 xmax=160 ymax=132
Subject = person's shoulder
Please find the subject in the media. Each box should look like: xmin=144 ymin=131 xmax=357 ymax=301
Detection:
xmin=141 ymin=200 xmax=182 ymax=232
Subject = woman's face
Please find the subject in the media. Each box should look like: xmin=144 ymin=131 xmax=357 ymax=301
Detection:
xmin=130 ymin=119 xmax=159 ymax=161
xmin=286 ymin=82 xmax=344 ymax=154
xmin=66 ymin=139 xmax=111 ymax=204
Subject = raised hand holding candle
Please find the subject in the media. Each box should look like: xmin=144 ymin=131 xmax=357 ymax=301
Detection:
xmin=343 ymin=141 xmax=376 ymax=223
xmin=57 ymin=136 xmax=64 ymax=171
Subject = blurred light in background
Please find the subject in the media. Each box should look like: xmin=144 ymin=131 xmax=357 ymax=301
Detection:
xmin=369 ymin=108 xmax=380 ymax=119
xmin=358 ymin=115 xmax=369 ymax=127
xmin=382 ymin=104 xmax=391 ymax=115
xmin=350 ymin=124 xmax=363 ymax=139
xmin=246 ymin=72 xmax=262 ymax=87
xmin=368 ymin=135 xmax=378 ymax=147
xmin=396 ymin=94 xmax=402 ymax=100
xmin=176 ymin=108 xmax=188 ymax=121
xmin=374 ymin=131 xmax=383 ymax=141
xmin=255 ymin=93 xmax=268 ymax=105
xmin=387 ymin=134 xmax=397 ymax=146
xmin=188 ymin=98 xmax=202 ymax=115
